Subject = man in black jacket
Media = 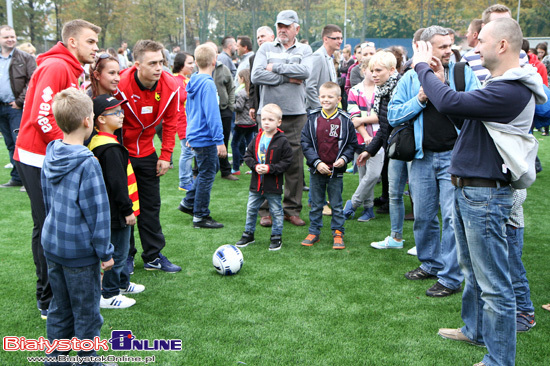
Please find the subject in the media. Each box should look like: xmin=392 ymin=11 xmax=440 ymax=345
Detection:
xmin=0 ymin=25 xmax=36 ymax=187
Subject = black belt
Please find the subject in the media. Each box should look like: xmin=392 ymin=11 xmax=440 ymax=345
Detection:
xmin=451 ymin=175 xmax=507 ymax=188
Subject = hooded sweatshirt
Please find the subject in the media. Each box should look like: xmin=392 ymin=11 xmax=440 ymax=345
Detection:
xmin=41 ymin=140 xmax=113 ymax=267
xmin=14 ymin=42 xmax=84 ymax=168
xmin=415 ymin=62 xmax=547 ymax=183
xmin=185 ymin=73 xmax=224 ymax=148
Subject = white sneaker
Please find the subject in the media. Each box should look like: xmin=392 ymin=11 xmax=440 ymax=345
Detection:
xmin=100 ymin=294 xmax=136 ymax=309
xmin=4 ymin=163 xmax=13 ymax=169
xmin=407 ymin=246 xmax=417 ymax=256
xmin=120 ymin=282 xmax=145 ymax=294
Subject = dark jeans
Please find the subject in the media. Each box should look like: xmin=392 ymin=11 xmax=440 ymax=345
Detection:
xmin=231 ymin=126 xmax=255 ymax=172
xmin=102 ymin=226 xmax=131 ymax=298
xmin=45 ymin=260 xmax=103 ymax=366
xmin=128 ymin=152 xmax=166 ymax=263
xmin=0 ymin=105 xmax=22 ymax=182
xmin=309 ymin=174 xmax=345 ymax=235
xmin=183 ymin=145 xmax=219 ymax=218
xmin=219 ymin=109 xmax=233 ymax=177
xmin=15 ymin=161 xmax=51 ymax=311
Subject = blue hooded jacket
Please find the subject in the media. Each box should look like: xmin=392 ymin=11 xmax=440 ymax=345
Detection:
xmin=185 ymin=73 xmax=224 ymax=148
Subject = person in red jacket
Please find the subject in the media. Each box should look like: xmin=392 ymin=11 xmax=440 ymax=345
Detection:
xmin=13 ymin=19 xmax=101 ymax=319
xmin=114 ymin=40 xmax=181 ymax=273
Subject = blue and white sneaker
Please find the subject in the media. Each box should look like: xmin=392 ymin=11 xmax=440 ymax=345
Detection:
xmin=144 ymin=253 xmax=181 ymax=273
xmin=343 ymin=200 xmax=356 ymax=220
xmin=178 ymin=183 xmax=194 ymax=191
xmin=100 ymin=294 xmax=136 ymax=309
xmin=370 ymin=236 xmax=404 ymax=249
xmin=357 ymin=207 xmax=375 ymax=222
xmin=120 ymin=282 xmax=145 ymax=294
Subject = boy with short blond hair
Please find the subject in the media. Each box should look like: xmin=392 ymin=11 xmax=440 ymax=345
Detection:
xmin=89 ymin=94 xmax=145 ymax=309
xmin=235 ymin=103 xmax=293 ymax=251
xmin=41 ymin=87 xmax=113 ymax=363
xmin=301 ymin=81 xmax=358 ymax=249
xmin=178 ymin=44 xmax=228 ymax=228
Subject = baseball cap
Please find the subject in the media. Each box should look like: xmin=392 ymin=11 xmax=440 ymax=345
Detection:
xmin=275 ymin=10 xmax=299 ymax=26
xmin=93 ymin=94 xmax=128 ymax=122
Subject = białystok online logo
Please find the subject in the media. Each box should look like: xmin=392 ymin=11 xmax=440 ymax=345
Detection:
xmin=3 ymin=331 xmax=182 ymax=353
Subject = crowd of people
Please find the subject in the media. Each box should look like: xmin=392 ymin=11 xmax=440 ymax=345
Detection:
xmin=1 ymin=3 xmax=549 ymax=365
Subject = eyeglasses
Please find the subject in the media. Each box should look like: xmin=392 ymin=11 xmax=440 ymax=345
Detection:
xmin=327 ymin=36 xmax=343 ymax=41
xmin=102 ymin=109 xmax=124 ymax=117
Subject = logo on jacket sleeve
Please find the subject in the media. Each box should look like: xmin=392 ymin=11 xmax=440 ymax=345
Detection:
xmin=42 ymin=87 xmax=53 ymax=102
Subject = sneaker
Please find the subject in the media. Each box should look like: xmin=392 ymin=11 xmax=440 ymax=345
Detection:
xmin=245 ymin=170 xmax=252 ymax=174
xmin=370 ymin=236 xmax=403 ymax=249
xmin=144 ymin=253 xmax=182 ymax=273
xmin=426 ymin=281 xmax=462 ymax=297
xmin=376 ymin=202 xmax=389 ymax=214
xmin=38 ymin=303 xmax=48 ymax=319
xmin=333 ymin=230 xmax=345 ymax=249
xmin=178 ymin=183 xmax=194 ymax=191
xmin=516 ymin=313 xmax=536 ymax=332
xmin=120 ymin=282 xmax=145 ymax=294
xmin=4 ymin=163 xmax=13 ymax=169
xmin=301 ymin=234 xmax=320 ymax=247
xmin=126 ymin=256 xmax=134 ymax=275
xmin=407 ymin=246 xmax=417 ymax=256
xmin=231 ymin=170 xmax=241 ymax=176
xmin=303 ymin=186 xmax=309 ymax=192
xmin=193 ymin=216 xmax=224 ymax=229
xmin=177 ymin=203 xmax=194 ymax=216
xmin=357 ymin=207 xmax=375 ymax=222
xmin=0 ymin=179 xmax=23 ymax=188
xmin=438 ymin=328 xmax=485 ymax=347
xmin=373 ymin=196 xmax=388 ymax=207
xmin=343 ymin=200 xmax=356 ymax=220
xmin=404 ymin=266 xmax=437 ymax=280
xmin=269 ymin=235 xmax=282 ymax=251
xmin=100 ymin=294 xmax=136 ymax=309
xmin=236 ymin=232 xmax=255 ymax=248
xmin=322 ymin=204 xmax=332 ymax=216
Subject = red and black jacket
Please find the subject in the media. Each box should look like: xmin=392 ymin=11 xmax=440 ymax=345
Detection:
xmin=243 ymin=129 xmax=293 ymax=195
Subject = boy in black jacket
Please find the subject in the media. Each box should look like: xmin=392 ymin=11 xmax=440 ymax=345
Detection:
xmin=301 ymin=82 xmax=358 ymax=249
xmin=89 ymin=94 xmax=144 ymax=309
xmin=235 ymin=103 xmax=293 ymax=251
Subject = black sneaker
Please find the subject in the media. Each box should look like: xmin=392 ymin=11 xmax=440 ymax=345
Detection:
xmin=236 ymin=232 xmax=255 ymax=247
xmin=426 ymin=281 xmax=462 ymax=297
xmin=404 ymin=266 xmax=437 ymax=280
xmin=177 ymin=203 xmax=194 ymax=216
xmin=373 ymin=196 xmax=388 ymax=207
xmin=193 ymin=216 xmax=224 ymax=229
xmin=376 ymin=202 xmax=389 ymax=214
xmin=269 ymin=235 xmax=282 ymax=251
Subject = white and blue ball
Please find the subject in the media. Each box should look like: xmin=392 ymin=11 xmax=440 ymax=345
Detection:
xmin=212 ymin=245 xmax=243 ymax=275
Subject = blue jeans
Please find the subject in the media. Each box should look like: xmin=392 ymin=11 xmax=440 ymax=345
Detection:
xmin=179 ymin=138 xmax=194 ymax=187
xmin=409 ymin=150 xmax=462 ymax=290
xmin=102 ymin=226 xmax=131 ymax=298
xmin=45 ymin=260 xmax=103 ymax=366
xmin=351 ymin=149 xmax=384 ymax=209
xmin=183 ymin=145 xmax=219 ymax=218
xmin=244 ymin=191 xmax=284 ymax=236
xmin=309 ymin=173 xmax=344 ymax=235
xmin=388 ymin=159 xmax=411 ymax=240
xmin=231 ymin=126 xmax=255 ymax=172
xmin=454 ymin=185 xmax=515 ymax=366
xmin=507 ymin=225 xmax=534 ymax=314
xmin=0 ymin=105 xmax=22 ymax=182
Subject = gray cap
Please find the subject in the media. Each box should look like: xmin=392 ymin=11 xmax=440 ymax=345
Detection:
xmin=275 ymin=10 xmax=299 ymax=26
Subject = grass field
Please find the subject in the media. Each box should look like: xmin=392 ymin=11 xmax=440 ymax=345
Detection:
xmin=1 ymin=132 xmax=549 ymax=365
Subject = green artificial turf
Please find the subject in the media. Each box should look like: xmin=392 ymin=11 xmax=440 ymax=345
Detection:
xmin=0 ymin=132 xmax=549 ymax=365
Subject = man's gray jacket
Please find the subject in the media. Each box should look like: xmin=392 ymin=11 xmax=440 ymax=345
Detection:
xmin=304 ymin=45 xmax=337 ymax=110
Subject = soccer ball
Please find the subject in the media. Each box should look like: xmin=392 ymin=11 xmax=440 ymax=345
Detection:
xmin=212 ymin=245 xmax=244 ymax=275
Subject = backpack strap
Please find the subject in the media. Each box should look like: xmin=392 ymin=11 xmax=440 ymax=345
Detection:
xmin=454 ymin=62 xmax=466 ymax=92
